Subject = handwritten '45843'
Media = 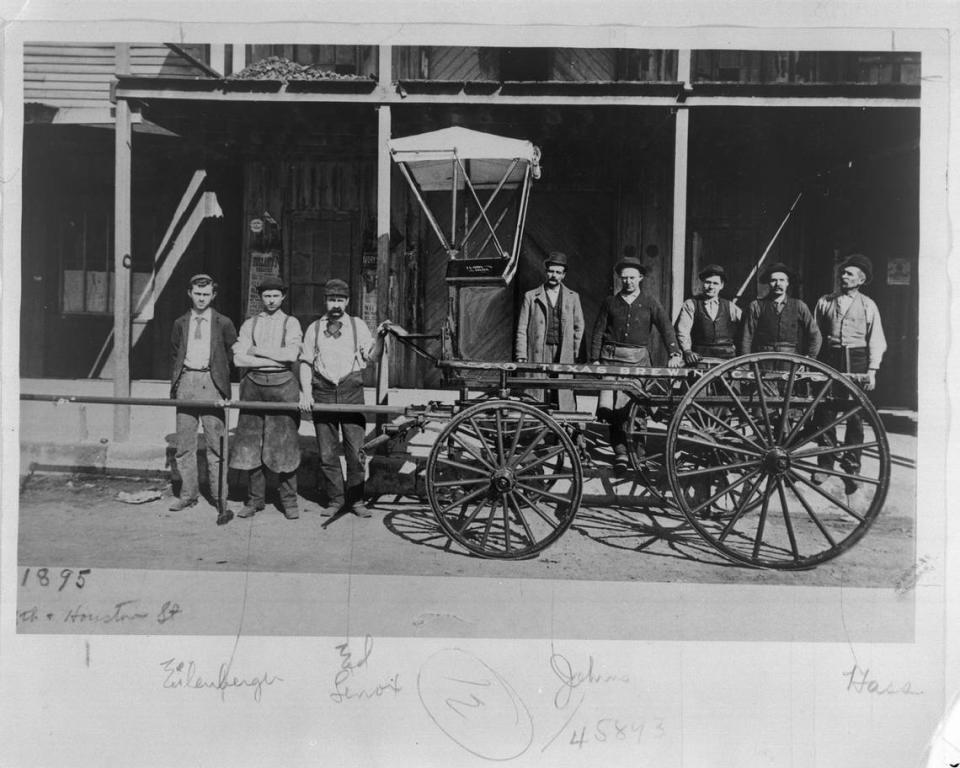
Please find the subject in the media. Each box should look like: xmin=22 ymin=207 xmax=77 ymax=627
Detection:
xmin=567 ymin=718 xmax=665 ymax=749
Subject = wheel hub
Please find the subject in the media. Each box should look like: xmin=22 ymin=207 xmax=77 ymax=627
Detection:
xmin=762 ymin=447 xmax=791 ymax=476
xmin=491 ymin=468 xmax=516 ymax=493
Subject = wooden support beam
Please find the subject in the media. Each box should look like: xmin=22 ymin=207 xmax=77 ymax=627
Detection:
xmin=671 ymin=50 xmax=691 ymax=317
xmin=113 ymin=44 xmax=132 ymax=441
xmin=231 ymin=44 xmax=246 ymax=76
xmin=209 ymin=44 xmax=225 ymax=76
xmin=375 ymin=44 xmax=392 ymax=404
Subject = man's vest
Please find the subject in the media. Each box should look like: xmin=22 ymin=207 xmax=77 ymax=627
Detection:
xmin=755 ymin=298 xmax=800 ymax=351
xmin=692 ymin=297 xmax=736 ymax=353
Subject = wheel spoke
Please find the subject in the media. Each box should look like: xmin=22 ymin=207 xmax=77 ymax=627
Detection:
xmin=515 ymin=472 xmax=577 ymax=482
xmin=448 ymin=431 xmax=497 ymax=472
xmin=676 ymin=457 xmax=761 ymax=479
xmin=501 ymin=494 xmax=512 ymax=554
xmin=513 ymin=444 xmax=566 ymax=473
xmin=432 ymin=476 xmax=491 ymax=488
xmin=777 ymin=361 xmax=799 ymax=441
xmin=716 ymin=373 xmax=770 ymax=449
xmin=783 ymin=473 xmax=837 ymax=548
xmin=689 ymin=400 xmax=765 ymax=452
xmin=437 ymin=485 xmax=489 ymax=516
xmin=455 ymin=497 xmax=490 ymax=532
xmin=506 ymin=493 xmax=537 ymax=546
xmin=790 ymin=459 xmax=881 ymax=486
xmin=467 ymin=416 xmax=499 ymax=466
xmin=786 ymin=469 xmax=865 ymax=523
xmin=673 ymin=431 xmax=763 ymax=457
xmin=513 ymin=489 xmax=561 ymax=529
xmin=479 ymin=497 xmax=499 ymax=551
xmin=688 ymin=467 xmax=762 ymax=517
xmin=787 ymin=404 xmax=865 ymax=450
xmin=717 ymin=471 xmax=766 ymax=542
xmin=752 ymin=477 xmax=775 ymax=561
xmin=512 ymin=425 xmax=552 ymax=467
xmin=516 ymin=482 xmax=574 ymax=506
xmin=775 ymin=477 xmax=801 ymax=562
xmin=791 ymin=441 xmax=881 ymax=460
xmin=782 ymin=378 xmax=833 ymax=445
xmin=437 ymin=455 xmax=493 ymax=476
xmin=495 ymin=409 xmax=506 ymax=465
xmin=751 ymin=360 xmax=776 ymax=443
xmin=506 ymin=411 xmax=527 ymax=464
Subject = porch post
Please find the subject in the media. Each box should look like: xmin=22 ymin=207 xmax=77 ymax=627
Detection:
xmin=113 ymin=44 xmax=132 ymax=441
xmin=671 ymin=50 xmax=692 ymax=315
xmin=376 ymin=44 xmax=392 ymax=403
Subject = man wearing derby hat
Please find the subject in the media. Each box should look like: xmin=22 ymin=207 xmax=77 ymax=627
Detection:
xmin=299 ymin=278 xmax=381 ymax=519
xmin=741 ymin=262 xmax=821 ymax=363
xmin=230 ymin=275 xmax=304 ymax=520
xmin=590 ymin=253 xmax=683 ymax=469
xmin=674 ymin=263 xmax=743 ymax=364
xmin=168 ymin=273 xmax=237 ymax=524
xmin=812 ymin=253 xmax=887 ymax=492
xmin=514 ymin=251 xmax=585 ymax=411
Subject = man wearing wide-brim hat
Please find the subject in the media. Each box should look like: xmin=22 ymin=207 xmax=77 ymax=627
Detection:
xmin=514 ymin=251 xmax=585 ymax=411
xmin=674 ymin=263 xmax=743 ymax=364
xmin=740 ymin=262 xmax=822 ymax=365
xmin=811 ymin=252 xmax=888 ymax=493
xmin=590 ymin=253 xmax=683 ymax=470
xmin=230 ymin=275 xmax=304 ymax=520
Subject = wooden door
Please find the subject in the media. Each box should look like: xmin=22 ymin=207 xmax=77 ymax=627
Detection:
xmin=287 ymin=212 xmax=356 ymax=327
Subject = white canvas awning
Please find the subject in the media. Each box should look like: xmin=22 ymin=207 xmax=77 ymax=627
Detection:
xmin=389 ymin=126 xmax=541 ymax=190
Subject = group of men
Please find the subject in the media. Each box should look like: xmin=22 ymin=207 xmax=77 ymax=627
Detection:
xmin=515 ymin=250 xmax=887 ymax=481
xmin=169 ymin=274 xmax=382 ymax=525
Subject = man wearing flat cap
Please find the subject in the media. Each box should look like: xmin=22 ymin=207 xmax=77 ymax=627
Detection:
xmin=740 ymin=262 xmax=822 ymax=363
xmin=812 ymin=253 xmax=887 ymax=492
xmin=230 ymin=275 xmax=304 ymax=520
xmin=514 ymin=251 xmax=585 ymax=411
xmin=590 ymin=254 xmax=683 ymax=469
xmin=168 ymin=273 xmax=237 ymax=524
xmin=299 ymin=278 xmax=380 ymax=518
xmin=674 ymin=264 xmax=743 ymax=364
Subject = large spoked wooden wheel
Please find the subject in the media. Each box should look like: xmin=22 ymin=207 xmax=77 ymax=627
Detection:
xmin=623 ymin=400 xmax=672 ymax=502
xmin=426 ymin=400 xmax=583 ymax=559
xmin=665 ymin=352 xmax=890 ymax=569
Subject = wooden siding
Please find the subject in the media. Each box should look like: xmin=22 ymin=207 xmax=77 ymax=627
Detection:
xmin=24 ymin=43 xmax=210 ymax=110
xmin=552 ymin=48 xmax=616 ymax=81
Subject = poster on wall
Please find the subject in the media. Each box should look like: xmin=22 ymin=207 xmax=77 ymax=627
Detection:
xmin=887 ymin=257 xmax=911 ymax=285
xmin=246 ymin=250 xmax=281 ymax=317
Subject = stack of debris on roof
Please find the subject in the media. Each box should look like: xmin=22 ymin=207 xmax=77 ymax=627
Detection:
xmin=229 ymin=56 xmax=372 ymax=81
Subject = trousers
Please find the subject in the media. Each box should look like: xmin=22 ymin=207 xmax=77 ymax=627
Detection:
xmin=312 ymin=372 xmax=366 ymax=506
xmin=817 ymin=347 xmax=868 ymax=472
xmin=173 ymin=370 xmax=225 ymax=500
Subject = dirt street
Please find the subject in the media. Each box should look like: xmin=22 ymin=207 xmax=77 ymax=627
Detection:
xmin=16 ymin=430 xmax=916 ymax=589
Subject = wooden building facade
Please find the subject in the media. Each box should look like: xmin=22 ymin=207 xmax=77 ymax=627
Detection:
xmin=20 ymin=43 xmax=921 ymax=438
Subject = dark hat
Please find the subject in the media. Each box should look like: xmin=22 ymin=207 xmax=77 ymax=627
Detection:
xmin=256 ymin=275 xmax=286 ymax=293
xmin=544 ymin=251 xmax=568 ymax=269
xmin=760 ymin=262 xmax=793 ymax=282
xmin=188 ymin=273 xmax=214 ymax=287
xmin=698 ymin=264 xmax=727 ymax=281
xmin=840 ymin=253 xmax=873 ymax=283
xmin=614 ymin=256 xmax=647 ymax=276
xmin=324 ymin=278 xmax=350 ymax=298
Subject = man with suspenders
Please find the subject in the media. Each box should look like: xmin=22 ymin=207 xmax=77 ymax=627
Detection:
xmin=299 ymin=278 xmax=377 ymax=519
xmin=674 ymin=263 xmax=742 ymax=364
xmin=230 ymin=276 xmax=304 ymax=520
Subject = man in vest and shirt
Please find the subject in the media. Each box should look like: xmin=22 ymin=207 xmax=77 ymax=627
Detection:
xmin=514 ymin=251 xmax=585 ymax=411
xmin=590 ymin=255 xmax=683 ymax=470
xmin=169 ymin=273 xmax=237 ymax=525
xmin=741 ymin=262 xmax=822 ymax=367
xmin=812 ymin=253 xmax=887 ymax=493
xmin=230 ymin=276 xmax=304 ymax=520
xmin=674 ymin=264 xmax=743 ymax=364
xmin=299 ymin=278 xmax=379 ymax=519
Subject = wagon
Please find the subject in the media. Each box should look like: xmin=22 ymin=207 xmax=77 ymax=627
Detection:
xmin=382 ymin=337 xmax=890 ymax=570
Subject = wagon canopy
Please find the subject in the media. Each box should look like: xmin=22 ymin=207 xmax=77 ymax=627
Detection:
xmin=389 ymin=126 xmax=541 ymax=285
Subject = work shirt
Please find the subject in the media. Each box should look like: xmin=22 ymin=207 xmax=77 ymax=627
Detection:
xmin=183 ymin=308 xmax=212 ymax=369
xmin=590 ymin=290 xmax=680 ymax=361
xmin=233 ymin=310 xmax=302 ymax=372
xmin=675 ymin=296 xmax=742 ymax=352
xmin=300 ymin=314 xmax=374 ymax=385
xmin=814 ymin=291 xmax=887 ymax=370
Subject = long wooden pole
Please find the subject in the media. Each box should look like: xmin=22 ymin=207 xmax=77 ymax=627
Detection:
xmin=113 ymin=44 xmax=132 ymax=441
xmin=376 ymin=44 xmax=392 ymax=407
